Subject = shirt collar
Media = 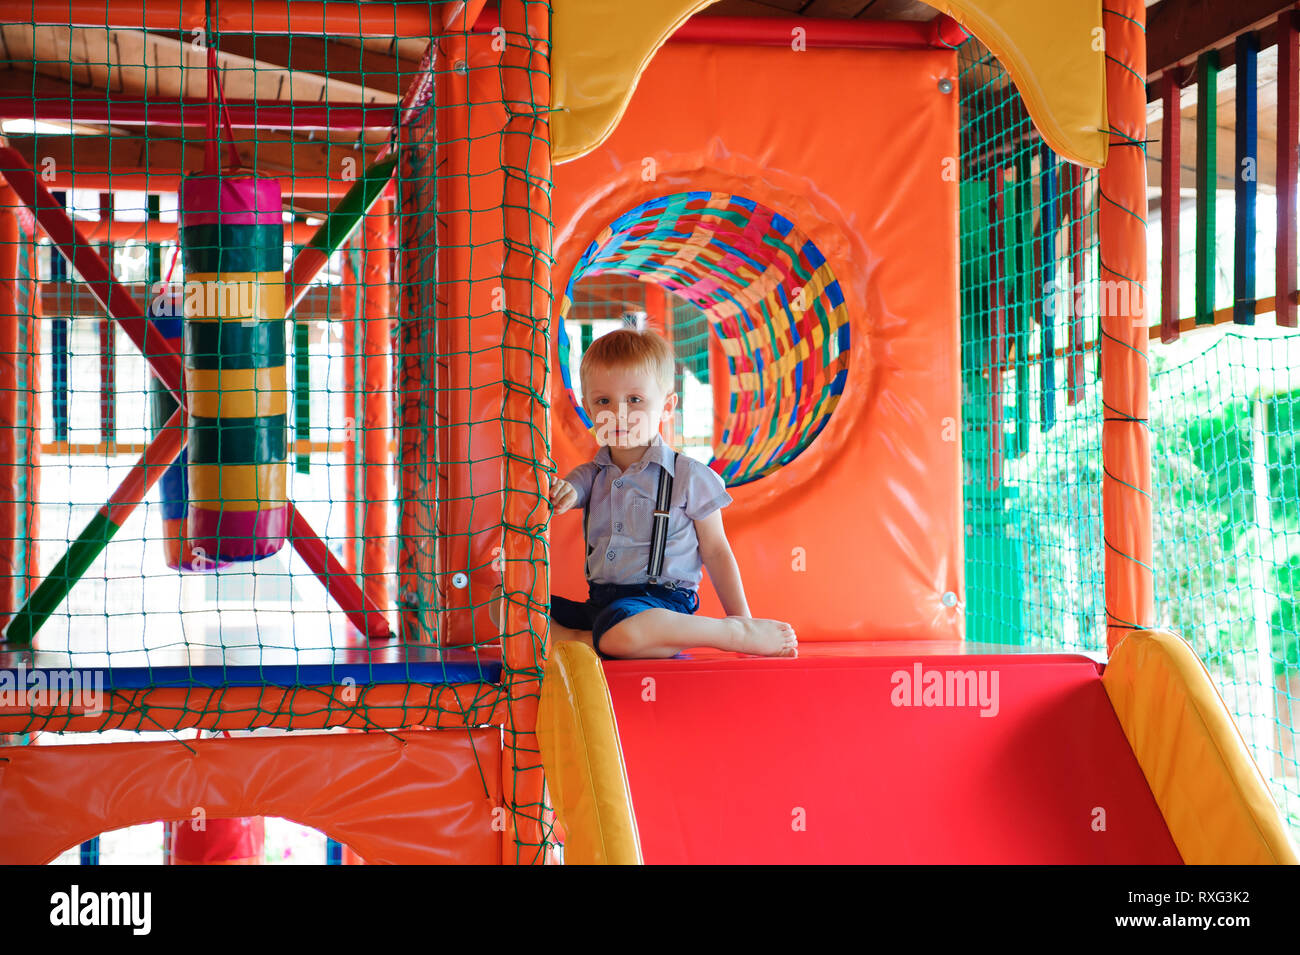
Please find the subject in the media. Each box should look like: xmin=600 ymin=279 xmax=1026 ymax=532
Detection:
xmin=593 ymin=433 xmax=677 ymax=476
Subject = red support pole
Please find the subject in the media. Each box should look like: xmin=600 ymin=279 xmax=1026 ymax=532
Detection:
xmin=78 ymin=218 xmax=316 ymax=245
xmin=98 ymin=192 xmax=116 ymax=442
xmin=0 ymin=96 xmax=396 ymax=131
xmin=23 ymin=231 xmax=40 ymax=606
xmin=33 ymin=172 xmax=345 ymax=199
xmin=360 ymin=199 xmax=393 ymax=614
xmin=1161 ymin=73 xmax=1182 ymax=343
xmin=0 ymin=186 xmax=20 ymax=631
xmin=1278 ymin=11 xmax=1299 ymax=328
xmin=1100 ymin=0 xmax=1154 ymax=654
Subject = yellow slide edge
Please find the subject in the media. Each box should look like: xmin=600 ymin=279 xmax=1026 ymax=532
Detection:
xmin=536 ymin=641 xmax=643 ymax=865
xmin=1103 ymin=629 xmax=1298 ymax=865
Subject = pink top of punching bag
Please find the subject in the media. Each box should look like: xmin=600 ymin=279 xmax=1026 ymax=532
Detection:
xmin=180 ymin=174 xmax=283 ymax=228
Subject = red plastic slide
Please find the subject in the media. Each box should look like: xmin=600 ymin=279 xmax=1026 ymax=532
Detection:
xmin=603 ymin=648 xmax=1182 ymax=864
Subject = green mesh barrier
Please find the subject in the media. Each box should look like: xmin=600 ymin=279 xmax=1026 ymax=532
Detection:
xmin=959 ymin=34 xmax=1299 ymax=841
xmin=958 ymin=36 xmax=1105 ymax=653
xmin=0 ymin=2 xmax=559 ymax=864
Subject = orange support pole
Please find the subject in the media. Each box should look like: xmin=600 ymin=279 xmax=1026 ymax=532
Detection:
xmin=1100 ymin=0 xmax=1154 ymax=653
xmin=0 ymin=186 xmax=20 ymax=631
xmin=395 ymin=119 xmax=429 ymax=644
xmin=499 ymin=0 xmax=552 ymax=864
xmin=429 ymin=25 xmax=485 ymax=651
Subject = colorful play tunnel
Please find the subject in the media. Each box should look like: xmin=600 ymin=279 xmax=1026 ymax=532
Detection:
xmin=557 ymin=192 xmax=850 ymax=485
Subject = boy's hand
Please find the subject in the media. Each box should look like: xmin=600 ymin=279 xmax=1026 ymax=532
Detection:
xmin=550 ymin=476 xmax=578 ymax=514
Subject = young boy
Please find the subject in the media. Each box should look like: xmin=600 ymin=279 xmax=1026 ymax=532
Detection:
xmin=544 ymin=328 xmax=797 ymax=660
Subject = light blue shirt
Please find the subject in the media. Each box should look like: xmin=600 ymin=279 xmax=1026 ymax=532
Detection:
xmin=565 ymin=434 xmax=733 ymax=590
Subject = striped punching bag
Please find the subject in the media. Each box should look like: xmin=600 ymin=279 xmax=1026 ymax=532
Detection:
xmin=179 ymin=174 xmax=289 ymax=564
xmin=148 ymin=287 xmax=229 ymax=571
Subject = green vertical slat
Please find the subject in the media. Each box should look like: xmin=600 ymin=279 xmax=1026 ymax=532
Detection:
xmin=1196 ymin=50 xmax=1219 ymax=325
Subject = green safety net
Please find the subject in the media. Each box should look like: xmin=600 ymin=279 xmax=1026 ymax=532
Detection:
xmin=958 ymin=35 xmax=1299 ymax=839
xmin=0 ymin=2 xmax=558 ymax=863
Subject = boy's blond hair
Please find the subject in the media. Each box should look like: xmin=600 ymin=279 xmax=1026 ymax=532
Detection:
xmin=579 ymin=328 xmax=675 ymax=395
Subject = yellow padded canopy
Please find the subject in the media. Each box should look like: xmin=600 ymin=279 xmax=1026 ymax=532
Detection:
xmin=930 ymin=0 xmax=1108 ymax=167
xmin=550 ymin=0 xmax=1108 ymax=168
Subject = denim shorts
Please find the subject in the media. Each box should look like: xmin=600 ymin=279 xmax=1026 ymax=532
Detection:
xmin=550 ymin=582 xmax=700 ymax=660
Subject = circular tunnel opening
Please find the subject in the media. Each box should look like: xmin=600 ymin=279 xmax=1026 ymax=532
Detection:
xmin=557 ymin=192 xmax=851 ymax=486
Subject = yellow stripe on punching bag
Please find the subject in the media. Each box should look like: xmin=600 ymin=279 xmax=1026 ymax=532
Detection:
xmin=180 ymin=175 xmax=288 ymax=563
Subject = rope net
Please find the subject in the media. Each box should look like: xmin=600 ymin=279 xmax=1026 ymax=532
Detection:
xmin=0 ymin=2 xmax=557 ymax=862
xmin=959 ymin=34 xmax=1299 ymax=837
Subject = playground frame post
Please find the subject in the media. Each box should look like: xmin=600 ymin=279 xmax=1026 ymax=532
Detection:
xmin=0 ymin=186 xmax=19 ymax=632
xmin=1100 ymin=0 xmax=1155 ymax=653
xmin=499 ymin=0 xmax=552 ymax=863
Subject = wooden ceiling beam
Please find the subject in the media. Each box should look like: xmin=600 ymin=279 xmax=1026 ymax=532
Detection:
xmin=1147 ymin=0 xmax=1300 ymax=95
xmin=3 ymin=132 xmax=367 ymax=198
xmin=147 ymin=31 xmax=413 ymax=100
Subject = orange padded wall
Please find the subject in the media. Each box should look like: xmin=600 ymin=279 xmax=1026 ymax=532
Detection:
xmin=550 ymin=42 xmax=963 ymax=641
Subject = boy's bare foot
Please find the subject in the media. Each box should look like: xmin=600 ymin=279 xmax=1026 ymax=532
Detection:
xmin=727 ymin=616 xmax=798 ymax=657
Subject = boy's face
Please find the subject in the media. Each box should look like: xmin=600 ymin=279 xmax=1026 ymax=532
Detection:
xmin=582 ymin=363 xmax=677 ymax=449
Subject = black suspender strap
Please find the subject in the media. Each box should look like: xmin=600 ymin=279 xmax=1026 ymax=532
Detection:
xmin=582 ymin=451 xmax=678 ymax=585
xmin=646 ymin=453 xmax=676 ymax=584
xmin=582 ymin=493 xmax=593 ymax=582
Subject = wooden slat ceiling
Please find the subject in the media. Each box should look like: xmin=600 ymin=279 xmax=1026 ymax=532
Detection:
xmin=0 ymin=1 xmax=947 ymax=208
xmin=0 ymin=20 xmax=418 ymax=214
xmin=0 ymin=0 xmax=1244 ymax=218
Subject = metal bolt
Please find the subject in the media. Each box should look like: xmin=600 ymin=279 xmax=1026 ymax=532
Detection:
xmin=938 ymin=78 xmax=954 ymax=94
xmin=453 ymin=60 xmax=469 ymax=75
xmin=451 ymin=572 xmax=469 ymax=589
xmin=941 ymin=591 xmax=958 ymax=608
